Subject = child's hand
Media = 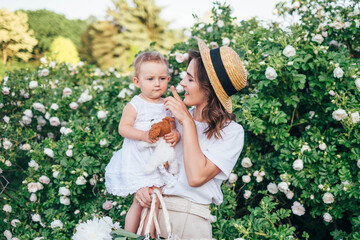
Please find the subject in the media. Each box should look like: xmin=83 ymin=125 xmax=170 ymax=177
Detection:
xmin=164 ymin=129 xmax=180 ymax=147
xmin=142 ymin=130 xmax=158 ymax=144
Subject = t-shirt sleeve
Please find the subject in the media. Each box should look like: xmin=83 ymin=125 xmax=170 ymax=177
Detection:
xmin=128 ymin=96 xmax=140 ymax=113
xmin=203 ymin=123 xmax=245 ymax=180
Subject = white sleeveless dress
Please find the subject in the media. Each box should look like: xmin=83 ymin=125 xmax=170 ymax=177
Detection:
xmin=105 ymin=95 xmax=171 ymax=197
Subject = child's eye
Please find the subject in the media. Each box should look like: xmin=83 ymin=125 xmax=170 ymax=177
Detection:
xmin=160 ymin=77 xmax=167 ymax=80
xmin=147 ymin=78 xmax=153 ymax=81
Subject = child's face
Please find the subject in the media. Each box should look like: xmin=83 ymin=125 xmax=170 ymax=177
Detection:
xmin=133 ymin=61 xmax=170 ymax=103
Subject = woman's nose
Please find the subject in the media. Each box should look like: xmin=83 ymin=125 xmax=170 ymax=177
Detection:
xmin=180 ymin=79 xmax=186 ymax=87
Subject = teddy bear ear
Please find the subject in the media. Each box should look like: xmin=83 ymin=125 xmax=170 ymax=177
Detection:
xmin=164 ymin=116 xmax=175 ymax=122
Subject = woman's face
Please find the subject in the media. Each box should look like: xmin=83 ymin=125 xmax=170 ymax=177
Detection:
xmin=180 ymin=59 xmax=207 ymax=110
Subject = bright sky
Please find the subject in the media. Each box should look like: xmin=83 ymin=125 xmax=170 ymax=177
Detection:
xmin=1 ymin=0 xmax=283 ymax=29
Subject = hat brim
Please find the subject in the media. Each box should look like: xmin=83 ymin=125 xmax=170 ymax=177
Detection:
xmin=197 ymin=38 xmax=233 ymax=113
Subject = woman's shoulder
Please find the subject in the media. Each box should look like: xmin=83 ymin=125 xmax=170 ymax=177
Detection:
xmin=222 ymin=121 xmax=244 ymax=136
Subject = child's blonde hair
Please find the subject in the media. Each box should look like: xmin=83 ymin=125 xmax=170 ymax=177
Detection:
xmin=133 ymin=51 xmax=169 ymax=78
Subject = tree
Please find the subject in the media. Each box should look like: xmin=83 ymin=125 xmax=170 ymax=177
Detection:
xmin=49 ymin=36 xmax=80 ymax=64
xmin=23 ymin=9 xmax=88 ymax=58
xmin=0 ymin=8 xmax=37 ymax=64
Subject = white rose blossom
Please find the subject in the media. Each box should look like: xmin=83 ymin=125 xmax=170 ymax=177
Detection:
xmin=322 ymin=192 xmax=334 ymax=204
xmin=4 ymin=230 xmax=12 ymax=240
xmin=76 ymin=176 xmax=87 ymax=185
xmin=3 ymin=115 xmax=9 ymax=124
xmin=44 ymin=148 xmax=54 ymax=158
xmin=32 ymin=102 xmax=46 ymax=113
xmin=2 ymin=86 xmax=10 ymax=95
xmin=312 ymin=34 xmax=324 ymax=44
xmin=78 ymin=89 xmax=92 ymax=103
xmin=40 ymin=68 xmax=49 ymax=77
xmin=60 ymin=127 xmax=73 ymax=136
xmin=355 ymin=78 xmax=360 ymax=91
xmin=222 ymin=37 xmax=230 ymax=46
xmin=3 ymin=204 xmax=12 ymax=213
xmin=283 ymin=45 xmax=296 ymax=57
xmin=175 ymin=53 xmax=185 ymax=63
xmin=332 ymin=109 xmax=348 ymax=121
xmin=286 ymin=190 xmax=294 ymax=199
xmin=323 ymin=212 xmax=332 ymax=222
xmin=29 ymin=81 xmax=38 ymax=89
xmin=49 ymin=117 xmax=60 ymax=126
xmin=37 ymin=116 xmax=46 ymax=126
xmin=243 ymin=190 xmax=251 ymax=199
xmin=60 ymin=196 xmax=70 ymax=205
xmin=291 ymin=201 xmax=305 ymax=216
xmin=66 ymin=149 xmax=73 ymax=157
xmin=118 ymin=88 xmax=132 ymax=99
xmin=265 ymin=67 xmax=277 ymax=80
xmin=63 ymin=87 xmax=72 ymax=96
xmin=30 ymin=193 xmax=37 ymax=202
xmin=28 ymin=160 xmax=39 ymax=170
xmin=22 ymin=115 xmax=32 ymax=125
xmin=217 ymin=20 xmax=224 ymax=28
xmin=228 ymin=173 xmax=238 ymax=184
xmin=175 ymin=84 xmax=184 ymax=93
xmin=207 ymin=26 xmax=213 ymax=32
xmin=100 ymin=139 xmax=108 ymax=147
xmin=351 ymin=112 xmax=360 ymax=124
xmin=242 ymin=175 xmax=251 ymax=183
xmin=11 ymin=219 xmax=20 ymax=227
xmin=32 ymin=214 xmax=41 ymax=222
xmin=53 ymin=171 xmax=60 ymax=178
xmin=97 ymin=110 xmax=107 ymax=119
xmin=241 ymin=157 xmax=252 ymax=168
xmin=278 ymin=182 xmax=289 ymax=193
xmin=50 ymin=103 xmax=59 ymax=110
xmin=293 ymin=159 xmax=304 ymax=171
xmin=3 ymin=139 xmax=13 ymax=150
xmin=59 ymin=187 xmax=70 ymax=196
xmin=50 ymin=220 xmax=63 ymax=229
xmin=319 ymin=143 xmax=327 ymax=150
xmin=267 ymin=182 xmax=278 ymax=194
xmin=333 ymin=67 xmax=344 ymax=78
xmin=39 ymin=176 xmax=50 ymax=184
xmin=23 ymin=109 xmax=33 ymax=118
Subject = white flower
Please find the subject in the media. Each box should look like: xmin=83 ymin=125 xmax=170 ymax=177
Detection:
xmin=278 ymin=182 xmax=289 ymax=193
xmin=30 ymin=193 xmax=37 ymax=202
xmin=3 ymin=204 xmax=12 ymax=213
xmin=53 ymin=171 xmax=60 ymax=178
xmin=283 ymin=45 xmax=296 ymax=57
xmin=20 ymin=143 xmax=31 ymax=151
xmin=3 ymin=139 xmax=12 ymax=150
xmin=39 ymin=175 xmax=50 ymax=184
xmin=23 ymin=109 xmax=33 ymax=118
xmin=332 ymin=109 xmax=348 ymax=121
xmin=175 ymin=53 xmax=185 ymax=63
xmin=344 ymin=21 xmax=351 ymax=28
xmin=22 ymin=115 xmax=32 ymax=125
xmin=183 ymin=29 xmax=192 ymax=38
xmin=49 ymin=117 xmax=61 ymax=126
xmin=319 ymin=143 xmax=327 ymax=150
xmin=11 ymin=219 xmax=20 ymax=227
xmin=312 ymin=34 xmax=324 ymax=44
xmin=44 ymin=148 xmax=54 ymax=158
xmin=129 ymin=83 xmax=135 ymax=91
xmin=97 ymin=110 xmax=107 ymax=119
xmin=28 ymin=160 xmax=39 ymax=170
xmin=292 ymin=1 xmax=300 ymax=9
xmin=291 ymin=201 xmax=305 ymax=216
xmin=59 ymin=187 xmax=70 ymax=196
xmin=118 ymin=88 xmax=132 ymax=99
xmin=4 ymin=230 xmax=12 ymax=240
xmin=3 ymin=115 xmax=9 ymax=124
xmin=322 ymin=192 xmax=334 ymax=204
xmin=69 ymin=102 xmax=79 ymax=110
xmin=256 ymin=176 xmax=263 ymax=182
xmin=259 ymin=171 xmax=265 ymax=177
xmin=32 ymin=214 xmax=42 ymax=222
xmin=74 ymin=210 xmax=80 ymax=214
xmin=179 ymin=71 xmax=187 ymax=79
xmin=76 ymin=176 xmax=87 ymax=185
xmin=175 ymin=84 xmax=184 ymax=93
xmin=228 ymin=173 xmax=238 ymax=184
xmin=222 ymin=37 xmax=230 ymax=46
xmin=78 ymin=89 xmax=92 ymax=103
xmin=37 ymin=116 xmax=46 ymax=126
xmin=100 ymin=139 xmax=107 ymax=147
xmin=241 ymin=157 xmax=252 ymax=168
xmin=207 ymin=26 xmax=213 ymax=32
xmin=40 ymin=57 xmax=47 ymax=64
xmin=286 ymin=190 xmax=294 ymax=199
xmin=32 ymin=102 xmax=46 ymax=113
xmin=243 ymin=190 xmax=251 ymax=199
xmin=265 ymin=67 xmax=277 ymax=80
xmin=210 ymin=42 xmax=219 ymax=49
xmin=29 ymin=81 xmax=38 ymax=89
xmin=293 ymin=159 xmax=304 ymax=171
xmin=323 ymin=212 xmax=332 ymax=222
xmin=5 ymin=160 xmax=11 ymax=167
xmin=72 ymin=216 xmax=114 ymax=240
xmin=36 ymin=182 xmax=43 ymax=190
xmin=2 ymin=86 xmax=10 ymax=95
xmin=66 ymin=149 xmax=73 ymax=157
xmin=267 ymin=182 xmax=278 ymax=194
xmin=40 ymin=69 xmax=49 ymax=77
xmin=50 ymin=61 xmax=56 ymax=68
xmin=329 ymin=90 xmax=335 ymax=96
xmin=333 ymin=67 xmax=344 ymax=78
xmin=102 ymin=200 xmax=114 ymax=210
xmin=355 ymin=78 xmax=360 ymax=91
xmin=242 ymin=175 xmax=251 ymax=183
xmin=51 ymin=220 xmax=63 ymax=229
xmin=60 ymin=196 xmax=70 ymax=205
xmin=63 ymin=87 xmax=72 ymax=96
xmin=217 ymin=20 xmax=224 ymax=28
xmin=50 ymin=103 xmax=59 ymax=110
xmin=351 ymin=112 xmax=360 ymax=124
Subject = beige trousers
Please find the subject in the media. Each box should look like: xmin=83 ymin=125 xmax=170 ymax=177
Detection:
xmin=158 ymin=195 xmax=213 ymax=239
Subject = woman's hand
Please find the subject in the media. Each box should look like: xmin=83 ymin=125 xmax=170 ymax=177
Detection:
xmin=134 ymin=187 xmax=152 ymax=208
xmin=164 ymin=86 xmax=192 ymax=125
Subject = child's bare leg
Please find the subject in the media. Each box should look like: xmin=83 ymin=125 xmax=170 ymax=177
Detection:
xmin=124 ymin=199 xmax=143 ymax=233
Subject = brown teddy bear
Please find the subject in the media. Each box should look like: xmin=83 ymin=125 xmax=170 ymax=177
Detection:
xmin=148 ymin=117 xmax=174 ymax=140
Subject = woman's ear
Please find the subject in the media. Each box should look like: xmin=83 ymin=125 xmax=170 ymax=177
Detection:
xmin=133 ymin=77 xmax=140 ymax=87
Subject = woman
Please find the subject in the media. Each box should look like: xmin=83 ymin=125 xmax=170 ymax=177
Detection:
xmin=135 ymin=38 xmax=247 ymax=239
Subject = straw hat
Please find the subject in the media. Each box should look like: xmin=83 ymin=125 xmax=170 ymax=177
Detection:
xmin=197 ymin=38 xmax=247 ymax=113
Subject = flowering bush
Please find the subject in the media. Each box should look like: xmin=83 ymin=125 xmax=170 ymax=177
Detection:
xmin=1 ymin=0 xmax=360 ymax=239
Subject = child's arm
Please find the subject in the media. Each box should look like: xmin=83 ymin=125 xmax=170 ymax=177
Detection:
xmin=118 ymin=103 xmax=156 ymax=143
xmin=164 ymin=120 xmax=180 ymax=147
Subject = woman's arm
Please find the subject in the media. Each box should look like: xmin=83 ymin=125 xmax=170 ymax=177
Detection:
xmin=164 ymin=86 xmax=221 ymax=187
xmin=118 ymin=103 xmax=156 ymax=143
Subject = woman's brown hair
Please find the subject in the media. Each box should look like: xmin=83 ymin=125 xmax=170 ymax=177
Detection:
xmin=188 ymin=50 xmax=235 ymax=139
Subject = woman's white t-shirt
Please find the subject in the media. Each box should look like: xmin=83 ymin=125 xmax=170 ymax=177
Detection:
xmin=162 ymin=108 xmax=244 ymax=205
